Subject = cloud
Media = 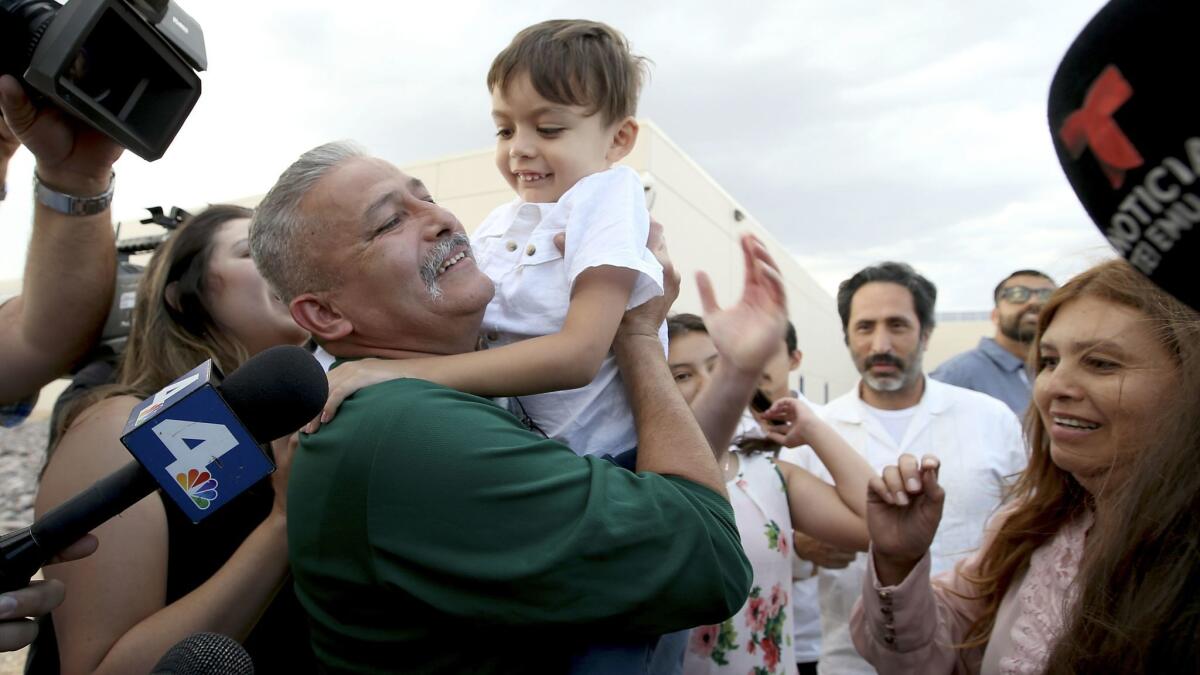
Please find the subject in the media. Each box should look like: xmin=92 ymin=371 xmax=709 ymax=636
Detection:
xmin=793 ymin=187 xmax=1114 ymax=310
xmin=1 ymin=0 xmax=1112 ymax=320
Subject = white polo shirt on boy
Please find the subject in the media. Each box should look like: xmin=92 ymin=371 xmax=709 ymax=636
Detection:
xmin=471 ymin=165 xmax=665 ymax=458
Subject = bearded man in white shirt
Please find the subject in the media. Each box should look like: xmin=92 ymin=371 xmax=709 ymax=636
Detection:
xmin=811 ymin=261 xmax=1027 ymax=675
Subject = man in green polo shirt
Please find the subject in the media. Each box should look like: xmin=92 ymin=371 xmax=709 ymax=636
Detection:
xmin=250 ymin=142 xmax=784 ymax=673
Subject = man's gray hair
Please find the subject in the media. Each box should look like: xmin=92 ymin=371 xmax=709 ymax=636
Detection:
xmin=250 ymin=140 xmax=367 ymax=301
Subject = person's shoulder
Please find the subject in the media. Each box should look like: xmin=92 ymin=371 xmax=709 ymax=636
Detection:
xmin=308 ymin=379 xmax=525 ymax=476
xmin=579 ymin=165 xmax=642 ymax=190
xmin=934 ymin=378 xmax=1019 ymax=423
xmin=67 ymin=394 xmax=141 ymax=439
xmin=821 ymin=388 xmax=861 ymax=418
xmin=46 ymin=394 xmax=143 ymax=486
xmin=562 ymin=165 xmax=643 ymax=203
xmin=346 ymin=378 xmax=497 ymax=420
xmin=931 ymin=347 xmax=988 ymax=381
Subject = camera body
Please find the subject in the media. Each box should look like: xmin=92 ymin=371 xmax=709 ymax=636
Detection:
xmin=0 ymin=0 xmax=206 ymax=160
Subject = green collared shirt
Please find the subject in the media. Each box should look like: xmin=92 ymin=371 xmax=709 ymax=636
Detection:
xmin=288 ymin=378 xmax=751 ymax=674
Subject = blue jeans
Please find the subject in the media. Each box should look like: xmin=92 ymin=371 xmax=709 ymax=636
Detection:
xmin=566 ymin=448 xmax=686 ymax=675
xmin=568 ymin=630 xmax=687 ymax=675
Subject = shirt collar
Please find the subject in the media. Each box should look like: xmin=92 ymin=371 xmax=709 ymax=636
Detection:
xmin=826 ymin=374 xmax=951 ymax=424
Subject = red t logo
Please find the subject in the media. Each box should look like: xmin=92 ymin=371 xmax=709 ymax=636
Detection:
xmin=1059 ymin=65 xmax=1144 ymax=189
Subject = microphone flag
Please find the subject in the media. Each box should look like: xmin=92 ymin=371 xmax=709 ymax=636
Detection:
xmin=121 ymin=360 xmax=273 ymax=523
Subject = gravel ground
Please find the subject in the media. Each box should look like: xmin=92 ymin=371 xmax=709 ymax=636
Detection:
xmin=0 ymin=419 xmax=50 ymax=675
xmin=0 ymin=420 xmax=48 ymax=532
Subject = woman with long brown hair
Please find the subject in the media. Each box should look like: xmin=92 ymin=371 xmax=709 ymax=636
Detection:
xmin=29 ymin=205 xmax=315 ymax=674
xmin=848 ymin=258 xmax=1200 ymax=674
xmin=1042 ymin=290 xmax=1200 ymax=672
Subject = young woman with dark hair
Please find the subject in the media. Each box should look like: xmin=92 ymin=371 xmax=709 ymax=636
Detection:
xmin=29 ymin=205 xmax=315 ymax=674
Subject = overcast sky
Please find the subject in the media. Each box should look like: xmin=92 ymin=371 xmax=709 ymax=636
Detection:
xmin=0 ymin=0 xmax=1115 ymax=310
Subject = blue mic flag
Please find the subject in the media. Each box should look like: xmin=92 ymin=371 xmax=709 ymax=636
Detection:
xmin=120 ymin=360 xmax=274 ymax=523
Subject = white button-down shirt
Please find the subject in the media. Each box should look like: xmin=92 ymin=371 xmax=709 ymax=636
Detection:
xmin=770 ymin=391 xmax=826 ymax=664
xmin=471 ymin=166 xmax=665 ymax=457
xmin=807 ymin=376 xmax=1027 ymax=675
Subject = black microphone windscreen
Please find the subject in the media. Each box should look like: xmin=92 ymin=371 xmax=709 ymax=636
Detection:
xmin=150 ymin=632 xmax=254 ymax=675
xmin=216 ymin=345 xmax=328 ymax=443
xmin=1049 ymin=0 xmax=1200 ymax=310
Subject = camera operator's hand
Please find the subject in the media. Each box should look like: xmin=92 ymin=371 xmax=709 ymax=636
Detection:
xmin=0 ymin=113 xmax=18 ymax=192
xmin=0 ymin=75 xmax=122 ymax=195
xmin=0 ymin=75 xmax=118 ymax=404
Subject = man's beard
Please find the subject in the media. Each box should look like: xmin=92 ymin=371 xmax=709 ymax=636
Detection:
xmin=418 ymin=233 xmax=473 ymax=301
xmin=859 ymin=348 xmax=924 ymax=393
xmin=999 ymin=307 xmax=1040 ymax=344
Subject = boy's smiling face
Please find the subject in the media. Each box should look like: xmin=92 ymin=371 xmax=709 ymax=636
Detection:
xmin=491 ymin=72 xmax=635 ymax=203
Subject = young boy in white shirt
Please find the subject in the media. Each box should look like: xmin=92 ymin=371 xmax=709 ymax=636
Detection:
xmin=314 ymin=20 xmax=664 ymax=462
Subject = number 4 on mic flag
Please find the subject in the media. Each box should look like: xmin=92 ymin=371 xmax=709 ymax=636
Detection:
xmin=121 ymin=361 xmax=274 ymax=523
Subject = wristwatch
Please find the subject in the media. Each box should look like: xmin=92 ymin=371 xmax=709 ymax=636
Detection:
xmin=34 ymin=172 xmax=115 ymax=216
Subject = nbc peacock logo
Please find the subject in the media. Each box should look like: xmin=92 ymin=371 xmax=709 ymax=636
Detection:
xmin=176 ymin=468 xmax=219 ymax=509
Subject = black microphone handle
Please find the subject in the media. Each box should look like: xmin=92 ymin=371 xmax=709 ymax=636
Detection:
xmin=0 ymin=460 xmax=157 ymax=593
xmin=32 ymin=459 xmax=158 ymax=553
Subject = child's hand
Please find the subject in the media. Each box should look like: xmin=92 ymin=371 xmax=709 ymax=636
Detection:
xmin=304 ymin=358 xmax=408 ymax=433
xmin=759 ymin=397 xmax=819 ymax=448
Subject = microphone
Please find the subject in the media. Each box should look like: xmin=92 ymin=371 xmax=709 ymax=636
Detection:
xmin=0 ymin=345 xmax=327 ymax=593
xmin=1049 ymin=0 xmax=1200 ymax=311
xmin=150 ymin=632 xmax=255 ymax=675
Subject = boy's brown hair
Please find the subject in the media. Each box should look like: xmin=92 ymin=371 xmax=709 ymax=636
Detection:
xmin=487 ymin=20 xmax=649 ymax=125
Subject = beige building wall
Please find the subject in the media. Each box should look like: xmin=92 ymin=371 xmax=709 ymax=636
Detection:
xmin=925 ymin=313 xmax=993 ymax=372
xmin=15 ymin=121 xmax=858 ymax=416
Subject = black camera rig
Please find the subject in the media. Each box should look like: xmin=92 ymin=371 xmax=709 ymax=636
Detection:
xmin=1 ymin=0 xmax=206 ymax=160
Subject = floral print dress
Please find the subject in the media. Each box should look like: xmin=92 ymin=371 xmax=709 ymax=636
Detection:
xmin=684 ymin=451 xmax=797 ymax=675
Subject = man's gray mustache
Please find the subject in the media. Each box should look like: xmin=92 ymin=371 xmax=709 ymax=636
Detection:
xmin=419 ymin=234 xmax=473 ymax=300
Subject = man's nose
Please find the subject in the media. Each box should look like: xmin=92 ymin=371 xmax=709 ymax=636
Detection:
xmin=869 ymin=328 xmax=891 ymax=355
xmin=421 ymin=205 xmax=457 ymax=240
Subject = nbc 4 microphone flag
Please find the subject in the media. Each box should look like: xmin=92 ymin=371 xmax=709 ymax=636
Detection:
xmin=121 ymin=360 xmax=274 ymax=523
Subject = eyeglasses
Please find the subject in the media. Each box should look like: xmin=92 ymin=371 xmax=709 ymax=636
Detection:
xmin=998 ymin=286 xmax=1054 ymax=304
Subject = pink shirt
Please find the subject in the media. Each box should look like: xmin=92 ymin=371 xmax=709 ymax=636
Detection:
xmin=850 ymin=508 xmax=1092 ymax=675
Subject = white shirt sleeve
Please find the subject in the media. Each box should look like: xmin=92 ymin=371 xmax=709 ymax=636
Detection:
xmin=561 ymin=167 xmax=664 ymax=309
xmin=998 ymin=406 xmax=1029 ymax=478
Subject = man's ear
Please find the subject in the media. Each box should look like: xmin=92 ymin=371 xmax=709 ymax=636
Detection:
xmin=990 ymin=306 xmax=1000 ymax=327
xmin=605 ymin=116 xmax=639 ymax=163
xmin=290 ymin=293 xmax=352 ymax=342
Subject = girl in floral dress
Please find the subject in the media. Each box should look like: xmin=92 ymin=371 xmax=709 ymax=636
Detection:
xmin=683 ymin=397 xmax=874 ymax=675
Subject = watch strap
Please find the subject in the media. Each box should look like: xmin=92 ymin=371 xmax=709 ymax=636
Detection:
xmin=34 ymin=172 xmax=115 ymax=216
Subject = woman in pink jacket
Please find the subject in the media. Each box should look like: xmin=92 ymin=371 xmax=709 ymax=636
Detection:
xmin=849 ymin=259 xmax=1200 ymax=674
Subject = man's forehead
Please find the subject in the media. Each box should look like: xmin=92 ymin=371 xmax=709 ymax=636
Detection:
xmin=1003 ymin=274 xmax=1056 ymax=289
xmin=303 ymin=158 xmax=427 ymax=230
xmin=851 ymin=282 xmax=917 ymax=320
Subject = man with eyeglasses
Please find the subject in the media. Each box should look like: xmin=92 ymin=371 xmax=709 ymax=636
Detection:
xmin=931 ymin=270 xmax=1056 ymax=415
